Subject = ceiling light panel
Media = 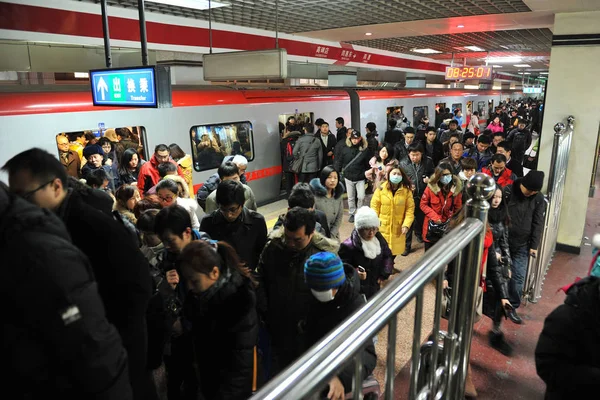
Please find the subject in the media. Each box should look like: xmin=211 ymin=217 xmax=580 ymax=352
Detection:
xmin=514 ymin=64 xmax=532 ymax=67
xmin=146 ymin=0 xmax=229 ymax=10
xmin=411 ymin=48 xmax=442 ymax=54
xmin=77 ymin=0 xmax=532 ymax=34
xmin=464 ymin=46 xmax=485 ymax=51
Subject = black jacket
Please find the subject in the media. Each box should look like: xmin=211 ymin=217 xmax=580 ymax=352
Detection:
xmin=318 ymin=132 xmax=337 ymax=167
xmin=333 ymin=137 xmax=370 ymax=182
xmin=200 ymin=207 xmax=268 ymax=271
xmin=393 ymin=141 xmax=409 ymax=163
xmin=384 ymin=128 xmax=404 ymax=147
xmin=0 ymin=184 xmax=133 ymax=400
xmin=304 ymin=265 xmax=377 ymax=393
xmin=506 ymin=128 xmax=532 ymax=163
xmin=280 ymin=132 xmax=301 ymax=173
xmin=506 ymin=157 xmax=524 ymax=178
xmin=336 ymin=126 xmax=348 ymax=143
xmin=503 ymin=180 xmax=546 ymax=249
xmin=185 ymin=270 xmax=258 ymax=400
xmin=399 ymin=157 xmax=435 ymax=198
xmin=366 ymin=131 xmax=379 ymax=154
xmin=56 ymin=189 xmax=154 ymax=399
xmin=424 ymin=139 xmax=444 ymax=166
xmin=535 ymin=277 xmax=600 ymax=399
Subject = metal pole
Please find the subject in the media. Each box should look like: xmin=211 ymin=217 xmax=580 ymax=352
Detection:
xmin=138 ymin=0 xmax=148 ymax=66
xmin=447 ymin=173 xmax=495 ymax=399
xmin=275 ymin=0 xmax=279 ymax=49
xmin=209 ymin=0 xmax=213 ymax=54
xmin=101 ymin=0 xmax=112 ymax=67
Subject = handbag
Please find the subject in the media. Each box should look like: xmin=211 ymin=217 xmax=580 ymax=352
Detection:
xmin=442 ymin=286 xmax=483 ymax=322
xmin=290 ymin=136 xmax=317 ymax=174
xmin=426 ymin=220 xmax=449 ymax=243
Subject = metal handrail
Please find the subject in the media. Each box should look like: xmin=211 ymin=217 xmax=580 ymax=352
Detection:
xmin=251 ymin=174 xmax=496 ymax=400
xmin=523 ymin=116 xmax=574 ymax=303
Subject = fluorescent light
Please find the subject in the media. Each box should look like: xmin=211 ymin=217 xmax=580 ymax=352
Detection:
xmin=457 ymin=24 xmax=465 ymax=28
xmin=492 ymin=65 xmax=502 ymax=68
xmin=540 ymin=72 xmax=549 ymax=75
xmin=492 ymin=86 xmax=502 ymax=90
xmin=485 ymin=57 xmax=522 ymax=63
xmin=411 ymin=48 xmax=442 ymax=54
xmin=146 ymin=0 xmax=229 ymax=10
xmin=464 ymin=85 xmax=479 ymax=90
xmin=365 ymin=32 xmax=372 ymax=36
xmin=514 ymin=64 xmax=531 ymax=68
xmin=74 ymin=72 xmax=89 ymax=78
xmin=465 ymin=46 xmax=485 ymax=51
xmin=523 ymin=72 xmax=531 ymax=75
xmin=412 ymin=93 xmax=427 ymax=96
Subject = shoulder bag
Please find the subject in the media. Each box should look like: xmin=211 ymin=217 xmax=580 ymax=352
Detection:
xmin=340 ymin=151 xmax=364 ymax=181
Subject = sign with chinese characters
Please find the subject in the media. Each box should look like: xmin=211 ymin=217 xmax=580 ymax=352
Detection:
xmin=523 ymin=87 xmax=543 ymax=94
xmin=90 ymin=66 xmax=157 ymax=107
xmin=314 ymin=45 xmax=330 ymax=58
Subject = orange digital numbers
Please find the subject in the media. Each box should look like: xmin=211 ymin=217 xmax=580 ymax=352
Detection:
xmin=468 ymin=67 xmax=475 ymax=78
xmin=445 ymin=66 xmax=492 ymax=80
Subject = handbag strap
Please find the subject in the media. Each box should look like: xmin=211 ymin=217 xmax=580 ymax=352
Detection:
xmin=342 ymin=150 xmax=363 ymax=175
xmin=298 ymin=135 xmax=318 ymax=160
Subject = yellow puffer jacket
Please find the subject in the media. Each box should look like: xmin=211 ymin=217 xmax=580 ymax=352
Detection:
xmin=177 ymin=154 xmax=195 ymax=198
xmin=370 ymin=183 xmax=415 ymax=255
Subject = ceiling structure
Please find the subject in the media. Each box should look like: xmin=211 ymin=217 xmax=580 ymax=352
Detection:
xmin=77 ymin=0 xmax=600 ymax=78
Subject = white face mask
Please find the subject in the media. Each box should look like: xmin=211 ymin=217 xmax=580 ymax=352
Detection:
xmin=311 ymin=289 xmax=335 ymax=303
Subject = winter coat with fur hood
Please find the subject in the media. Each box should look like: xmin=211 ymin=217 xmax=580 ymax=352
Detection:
xmin=420 ymin=176 xmax=463 ymax=243
xmin=310 ymin=177 xmax=345 ymax=240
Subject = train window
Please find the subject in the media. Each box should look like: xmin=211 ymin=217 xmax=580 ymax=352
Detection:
xmin=413 ymin=106 xmax=429 ymax=127
xmin=56 ymin=126 xmax=148 ymax=166
xmin=386 ymin=106 xmax=404 ymax=126
xmin=452 ymin=103 xmax=462 ymax=113
xmin=190 ymin=121 xmax=254 ymax=172
xmin=279 ymin=112 xmax=315 ymax=135
xmin=477 ymin=101 xmax=486 ymax=118
xmin=435 ymin=103 xmax=446 ymax=128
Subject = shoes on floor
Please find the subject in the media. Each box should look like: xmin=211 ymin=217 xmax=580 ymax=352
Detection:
xmin=464 ymin=364 xmax=478 ymax=398
xmin=401 ymin=248 xmax=411 ymax=256
xmin=415 ymin=236 xmax=424 ymax=244
xmin=348 ymin=215 xmax=355 ymax=223
xmin=508 ymin=309 xmax=523 ymax=325
xmin=488 ymin=331 xmax=514 ymax=356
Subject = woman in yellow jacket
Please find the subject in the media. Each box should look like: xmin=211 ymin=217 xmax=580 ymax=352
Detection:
xmin=370 ymin=164 xmax=415 ymax=257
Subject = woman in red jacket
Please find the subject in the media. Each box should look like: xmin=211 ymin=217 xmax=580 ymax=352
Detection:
xmin=420 ymin=161 xmax=463 ymax=251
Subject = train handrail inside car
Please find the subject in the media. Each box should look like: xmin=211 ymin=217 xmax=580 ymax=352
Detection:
xmin=250 ymin=175 xmax=496 ymax=400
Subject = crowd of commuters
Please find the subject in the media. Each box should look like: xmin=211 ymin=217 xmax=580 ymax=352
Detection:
xmin=2 ymin=98 xmax=559 ymax=400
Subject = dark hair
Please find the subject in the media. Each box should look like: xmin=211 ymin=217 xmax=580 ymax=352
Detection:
xmin=85 ymin=132 xmax=96 ymax=142
xmin=320 ymin=121 xmax=329 ymax=128
xmin=336 ymin=117 xmax=344 ymax=126
xmin=68 ymin=131 xmax=85 ymax=142
xmin=366 ymin=122 xmax=376 ymax=131
xmin=376 ymin=143 xmax=393 ymax=163
xmin=429 ymin=161 xmax=455 ymax=188
xmin=473 ymin=111 xmax=479 ymax=116
xmin=98 ymin=137 xmax=114 ymax=152
xmin=116 ymin=127 xmax=131 ymax=139
xmin=86 ymin=168 xmax=109 ymax=188
xmin=477 ymin=135 xmax=491 ymax=144
xmin=115 ymin=184 xmax=137 ymax=205
xmin=154 ymin=204 xmax=191 ymax=237
xmin=303 ymin=123 xmax=315 ymax=134
xmin=216 ymin=179 xmax=245 ymax=207
xmin=288 ymin=183 xmax=315 ymax=209
xmin=450 ymin=132 xmax=460 ymax=139
xmin=118 ymin=148 xmax=140 ymax=177
xmin=2 ymin=148 xmax=68 ymax=188
xmin=218 ymin=161 xmax=239 ymax=179
xmin=404 ymin=126 xmax=415 ymax=134
xmin=449 ymin=119 xmax=459 ymax=126
xmin=426 ymin=126 xmax=436 ymax=133
xmin=315 ymin=118 xmax=325 ymax=127
xmin=450 ymin=141 xmax=464 ymax=150
xmin=169 ymin=143 xmax=186 ymax=160
xmin=158 ymin=162 xmax=178 ymax=178
xmin=493 ymin=132 xmax=504 ymax=138
xmin=482 ymin=129 xmax=492 ymax=136
xmin=445 ymin=108 xmax=450 ymax=113
xmin=497 ymin=141 xmax=511 ymax=152
xmin=283 ymin=207 xmax=316 ymax=235
xmin=155 ymin=144 xmax=169 ymax=153
xmin=491 ymin=153 xmax=507 ymax=164
xmin=408 ymin=143 xmax=424 ymax=154
xmin=460 ymin=157 xmax=477 ymax=171
xmin=156 ymin=179 xmax=179 ymax=196
xmin=134 ymin=194 xmax=163 ymax=219
xmin=385 ymin=165 xmax=411 ymax=190
xmin=319 ymin=166 xmax=339 ymax=189
xmin=179 ymin=240 xmax=256 ymax=285
xmin=388 ymin=119 xmax=398 ymax=129
xmin=137 ymin=209 xmax=160 ymax=232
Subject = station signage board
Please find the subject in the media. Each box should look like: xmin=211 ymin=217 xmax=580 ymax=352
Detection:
xmin=90 ymin=66 xmax=157 ymax=107
xmin=523 ymin=87 xmax=543 ymax=94
xmin=445 ymin=66 xmax=493 ymax=81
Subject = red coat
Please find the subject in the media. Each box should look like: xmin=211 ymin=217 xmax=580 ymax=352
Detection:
xmin=420 ymin=178 xmax=463 ymax=243
xmin=137 ymin=154 xmax=184 ymax=195
xmin=481 ymin=166 xmax=515 ymax=188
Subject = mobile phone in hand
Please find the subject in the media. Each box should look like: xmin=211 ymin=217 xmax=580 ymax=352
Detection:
xmin=357 ymin=266 xmax=366 ymax=273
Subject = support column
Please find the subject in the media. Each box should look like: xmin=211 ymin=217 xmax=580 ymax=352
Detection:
xmin=537 ymin=11 xmax=600 ymax=251
xmin=327 ymin=66 xmax=357 ymax=87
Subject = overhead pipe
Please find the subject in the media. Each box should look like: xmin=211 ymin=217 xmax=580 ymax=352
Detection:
xmin=209 ymin=0 xmax=213 ymax=54
xmin=275 ymin=0 xmax=279 ymax=49
xmin=101 ymin=0 xmax=112 ymax=67
xmin=138 ymin=0 xmax=149 ymax=66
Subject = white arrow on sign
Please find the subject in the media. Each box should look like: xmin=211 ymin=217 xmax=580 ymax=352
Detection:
xmin=97 ymin=77 xmax=109 ymax=100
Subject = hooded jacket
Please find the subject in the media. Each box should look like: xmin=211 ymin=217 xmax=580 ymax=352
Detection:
xmin=420 ymin=177 xmax=463 ymax=243
xmin=535 ymin=277 xmax=600 ymax=399
xmin=339 ymin=230 xmax=394 ymax=299
xmin=304 ymin=264 xmax=377 ymax=394
xmin=334 ymin=136 xmax=370 ymax=182
xmin=185 ymin=269 xmax=258 ymax=400
xmin=0 ymin=184 xmax=133 ymax=400
xmin=371 ymin=182 xmax=415 ymax=255
xmin=176 ymin=154 xmax=195 ymax=197
xmin=137 ymin=154 xmax=184 ymax=195
xmin=309 ymin=178 xmax=344 ymax=240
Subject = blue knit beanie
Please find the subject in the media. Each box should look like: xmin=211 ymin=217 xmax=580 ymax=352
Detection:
xmin=304 ymin=252 xmax=346 ymax=291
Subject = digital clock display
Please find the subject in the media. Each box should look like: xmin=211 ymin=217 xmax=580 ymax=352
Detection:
xmin=445 ymin=66 xmax=493 ymax=81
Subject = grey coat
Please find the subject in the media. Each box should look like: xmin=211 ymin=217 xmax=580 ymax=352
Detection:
xmin=293 ymin=134 xmax=323 ymax=173
xmin=309 ymin=178 xmax=345 ymax=240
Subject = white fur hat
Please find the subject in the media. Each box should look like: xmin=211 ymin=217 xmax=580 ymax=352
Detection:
xmin=354 ymin=206 xmax=380 ymax=230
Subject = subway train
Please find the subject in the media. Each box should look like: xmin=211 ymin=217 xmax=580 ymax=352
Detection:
xmin=0 ymin=87 xmax=518 ymax=204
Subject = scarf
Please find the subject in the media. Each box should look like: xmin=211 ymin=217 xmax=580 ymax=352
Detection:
xmin=361 ymin=236 xmax=382 ymax=260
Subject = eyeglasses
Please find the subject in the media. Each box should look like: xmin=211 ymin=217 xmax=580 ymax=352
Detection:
xmin=21 ymin=179 xmax=54 ymax=201
xmin=159 ymin=195 xmax=176 ymax=203
xmin=219 ymin=204 xmax=242 ymax=215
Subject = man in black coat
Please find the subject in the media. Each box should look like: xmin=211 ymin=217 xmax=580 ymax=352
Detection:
xmin=496 ymin=141 xmax=524 ymax=178
xmin=0 ymin=182 xmax=133 ymax=399
xmin=3 ymin=149 xmax=156 ymax=400
xmin=317 ymin=121 xmax=337 ymax=167
xmin=334 ymin=131 xmax=370 ymax=223
xmin=200 ymin=180 xmax=268 ymax=271
xmin=303 ymin=252 xmax=377 ymax=399
xmin=503 ymin=171 xmax=546 ymax=324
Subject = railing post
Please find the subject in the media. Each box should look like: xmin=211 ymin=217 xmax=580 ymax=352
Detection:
xmin=447 ymin=173 xmax=495 ymax=399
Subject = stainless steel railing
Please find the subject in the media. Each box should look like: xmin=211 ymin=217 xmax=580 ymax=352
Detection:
xmin=523 ymin=116 xmax=574 ymax=304
xmin=250 ymin=174 xmax=496 ymax=400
